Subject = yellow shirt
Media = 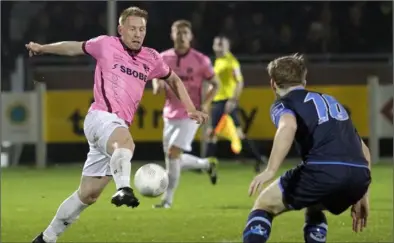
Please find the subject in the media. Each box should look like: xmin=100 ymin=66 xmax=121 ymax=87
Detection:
xmin=213 ymin=52 xmax=243 ymax=102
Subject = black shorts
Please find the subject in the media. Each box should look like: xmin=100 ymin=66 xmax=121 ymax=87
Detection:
xmin=279 ymin=162 xmax=371 ymax=215
xmin=210 ymin=99 xmax=241 ymax=128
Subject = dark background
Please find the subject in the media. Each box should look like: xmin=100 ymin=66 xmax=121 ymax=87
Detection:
xmin=1 ymin=1 xmax=392 ymax=164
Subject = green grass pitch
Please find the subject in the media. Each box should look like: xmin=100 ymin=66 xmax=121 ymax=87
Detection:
xmin=1 ymin=161 xmax=392 ymax=242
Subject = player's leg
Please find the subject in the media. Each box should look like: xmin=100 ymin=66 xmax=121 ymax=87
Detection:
xmin=301 ymin=166 xmax=370 ymax=243
xmin=242 ymin=179 xmax=289 ymax=243
xmin=179 ymin=153 xmax=218 ymax=184
xmin=154 ymin=119 xmax=183 ymax=208
xmin=83 ymin=110 xmax=138 ymax=207
xmin=156 ymin=145 xmax=183 ymax=208
xmin=105 ymin=125 xmax=139 ymax=207
xmin=204 ymin=100 xmax=225 ymax=164
xmin=34 ymin=143 xmax=113 ymax=243
xmin=155 ymin=119 xmax=215 ymax=208
xmin=176 ymin=119 xmax=218 ymax=184
xmin=303 ymin=205 xmax=328 ymax=243
xmin=154 ymin=119 xmax=181 ymax=208
xmin=179 ymin=153 xmax=211 ymax=171
xmin=33 ymin=111 xmax=139 ymax=243
xmin=230 ymin=109 xmax=268 ymax=173
xmin=243 ymin=164 xmax=317 ymax=243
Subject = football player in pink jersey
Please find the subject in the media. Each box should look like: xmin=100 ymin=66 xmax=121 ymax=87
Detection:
xmin=151 ymin=20 xmax=220 ymax=208
xmin=26 ymin=7 xmax=208 ymax=243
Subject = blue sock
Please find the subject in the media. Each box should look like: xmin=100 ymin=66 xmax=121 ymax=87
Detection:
xmin=243 ymin=209 xmax=273 ymax=243
xmin=303 ymin=210 xmax=328 ymax=243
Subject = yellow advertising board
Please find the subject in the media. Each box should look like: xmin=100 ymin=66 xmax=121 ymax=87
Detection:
xmin=44 ymin=85 xmax=368 ymax=142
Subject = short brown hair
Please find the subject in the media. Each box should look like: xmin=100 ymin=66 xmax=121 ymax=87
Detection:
xmin=172 ymin=20 xmax=192 ymax=30
xmin=119 ymin=6 xmax=148 ymax=25
xmin=267 ymin=53 xmax=307 ymax=88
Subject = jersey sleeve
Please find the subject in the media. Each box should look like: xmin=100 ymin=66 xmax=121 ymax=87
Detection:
xmin=270 ymin=101 xmax=295 ymax=128
xmin=231 ymin=58 xmax=243 ymax=82
xmin=201 ymin=56 xmax=215 ymax=80
xmin=82 ymin=35 xmax=108 ymax=60
xmin=148 ymin=51 xmax=171 ymax=80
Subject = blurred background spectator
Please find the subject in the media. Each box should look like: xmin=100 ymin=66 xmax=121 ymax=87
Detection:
xmin=1 ymin=1 xmax=392 ymax=86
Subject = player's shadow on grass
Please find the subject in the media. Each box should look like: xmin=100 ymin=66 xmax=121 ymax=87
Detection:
xmin=215 ymin=205 xmax=251 ymax=210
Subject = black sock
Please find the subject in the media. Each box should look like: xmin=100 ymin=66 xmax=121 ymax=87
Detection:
xmin=204 ymin=142 xmax=217 ymax=158
xmin=241 ymin=138 xmax=265 ymax=162
xmin=243 ymin=209 xmax=273 ymax=243
xmin=303 ymin=210 xmax=328 ymax=243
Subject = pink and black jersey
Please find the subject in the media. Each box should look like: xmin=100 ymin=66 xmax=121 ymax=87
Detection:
xmin=82 ymin=35 xmax=171 ymax=125
xmin=161 ymin=48 xmax=214 ymax=120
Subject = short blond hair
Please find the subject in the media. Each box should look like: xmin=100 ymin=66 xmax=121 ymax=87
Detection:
xmin=118 ymin=6 xmax=148 ymax=25
xmin=267 ymin=53 xmax=307 ymax=88
xmin=172 ymin=19 xmax=192 ymax=30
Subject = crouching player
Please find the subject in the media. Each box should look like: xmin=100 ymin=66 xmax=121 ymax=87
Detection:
xmin=243 ymin=54 xmax=371 ymax=243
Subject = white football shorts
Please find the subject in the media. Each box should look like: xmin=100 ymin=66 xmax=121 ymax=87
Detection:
xmin=82 ymin=110 xmax=128 ymax=177
xmin=162 ymin=118 xmax=200 ymax=152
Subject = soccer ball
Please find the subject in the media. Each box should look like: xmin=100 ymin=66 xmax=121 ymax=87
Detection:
xmin=134 ymin=163 xmax=169 ymax=198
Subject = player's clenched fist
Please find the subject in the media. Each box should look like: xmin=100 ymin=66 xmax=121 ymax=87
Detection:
xmin=25 ymin=42 xmax=44 ymax=57
xmin=188 ymin=110 xmax=209 ymax=124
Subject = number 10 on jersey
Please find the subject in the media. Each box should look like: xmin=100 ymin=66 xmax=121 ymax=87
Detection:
xmin=304 ymin=92 xmax=349 ymax=125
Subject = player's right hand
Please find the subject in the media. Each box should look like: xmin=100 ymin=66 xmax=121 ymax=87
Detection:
xmin=248 ymin=170 xmax=275 ymax=196
xmin=188 ymin=110 xmax=209 ymax=124
xmin=25 ymin=42 xmax=44 ymax=57
xmin=350 ymin=196 xmax=369 ymax=233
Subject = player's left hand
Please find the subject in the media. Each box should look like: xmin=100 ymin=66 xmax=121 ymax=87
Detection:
xmin=248 ymin=170 xmax=275 ymax=196
xmin=188 ymin=110 xmax=209 ymax=124
xmin=351 ymin=195 xmax=369 ymax=233
xmin=224 ymin=99 xmax=237 ymax=113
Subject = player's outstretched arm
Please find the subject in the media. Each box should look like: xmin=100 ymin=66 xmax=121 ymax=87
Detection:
xmin=248 ymin=113 xmax=297 ymax=196
xmin=25 ymin=41 xmax=85 ymax=56
xmin=265 ymin=114 xmax=297 ymax=175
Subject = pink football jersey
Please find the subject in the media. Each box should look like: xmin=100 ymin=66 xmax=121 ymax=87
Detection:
xmin=161 ymin=48 xmax=214 ymax=119
xmin=82 ymin=35 xmax=171 ymax=126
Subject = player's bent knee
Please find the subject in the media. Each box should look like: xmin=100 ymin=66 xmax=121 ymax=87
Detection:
xmin=112 ymin=147 xmax=133 ymax=163
xmin=252 ymin=179 xmax=287 ymax=216
xmin=78 ymin=191 xmax=99 ymax=205
xmin=168 ymin=146 xmax=182 ymax=159
xmin=107 ymin=127 xmax=135 ymax=155
xmin=79 ymin=176 xmax=111 ymax=205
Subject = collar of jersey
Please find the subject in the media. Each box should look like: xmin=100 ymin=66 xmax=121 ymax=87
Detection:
xmin=280 ymin=85 xmax=305 ymax=97
xmin=118 ymin=37 xmax=142 ymax=57
xmin=174 ymin=48 xmax=191 ymax=58
xmin=290 ymin=86 xmax=305 ymax=91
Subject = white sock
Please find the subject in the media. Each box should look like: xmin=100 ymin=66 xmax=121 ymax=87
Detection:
xmin=110 ymin=148 xmax=133 ymax=190
xmin=162 ymin=156 xmax=181 ymax=204
xmin=180 ymin=153 xmax=210 ymax=171
xmin=43 ymin=191 xmax=88 ymax=243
